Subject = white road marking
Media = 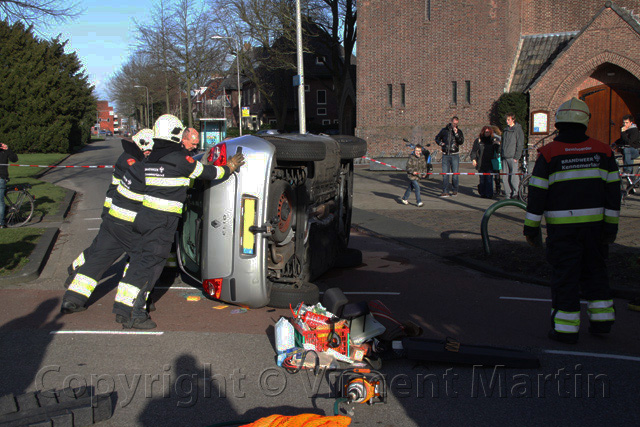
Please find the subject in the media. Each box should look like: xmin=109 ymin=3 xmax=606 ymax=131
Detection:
xmin=50 ymin=331 xmax=164 ymax=335
xmin=542 ymin=349 xmax=640 ymax=363
xmin=87 ymin=228 xmax=100 ymax=231
xmin=84 ymin=218 xmax=102 ymax=221
xmin=500 ymin=296 xmax=587 ymax=304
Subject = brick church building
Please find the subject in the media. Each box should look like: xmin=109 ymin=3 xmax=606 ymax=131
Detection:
xmin=356 ymin=1 xmax=640 ymax=157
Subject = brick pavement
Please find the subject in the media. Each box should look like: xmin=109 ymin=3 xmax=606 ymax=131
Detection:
xmin=353 ymin=164 xmax=640 ymax=296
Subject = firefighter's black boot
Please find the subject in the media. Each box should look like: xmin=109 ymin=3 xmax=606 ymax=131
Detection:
xmin=588 ymin=322 xmax=612 ymax=335
xmin=60 ymin=299 xmax=87 ymax=314
xmin=548 ymin=329 xmax=578 ymax=344
xmin=122 ymin=316 xmax=157 ymax=330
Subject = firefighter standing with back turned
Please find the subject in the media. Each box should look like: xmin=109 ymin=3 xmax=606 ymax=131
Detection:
xmin=64 ymin=129 xmax=154 ymax=283
xmin=113 ymin=114 xmax=245 ymax=329
xmin=60 ymin=130 xmax=154 ymax=314
xmin=524 ymin=98 xmax=620 ymax=344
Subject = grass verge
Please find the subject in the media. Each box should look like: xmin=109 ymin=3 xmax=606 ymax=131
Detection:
xmin=8 ymin=153 xmax=68 ymax=220
xmin=0 ymin=228 xmax=45 ymax=275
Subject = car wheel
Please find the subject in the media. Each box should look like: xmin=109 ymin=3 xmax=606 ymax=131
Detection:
xmin=334 ymin=247 xmax=363 ymax=268
xmin=267 ymin=180 xmax=295 ymax=244
xmin=337 ymin=163 xmax=354 ymax=249
xmin=330 ymin=135 xmax=367 ymax=159
xmin=262 ymin=136 xmax=326 ymax=161
xmin=268 ymin=281 xmax=320 ymax=308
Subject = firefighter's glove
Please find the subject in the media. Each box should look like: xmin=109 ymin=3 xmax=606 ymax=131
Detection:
xmin=600 ymin=232 xmax=616 ymax=245
xmin=228 ymin=153 xmax=246 ymax=173
xmin=526 ymin=234 xmax=542 ymax=248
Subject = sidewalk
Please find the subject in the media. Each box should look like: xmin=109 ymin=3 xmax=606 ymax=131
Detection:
xmin=352 ymin=164 xmax=640 ymax=299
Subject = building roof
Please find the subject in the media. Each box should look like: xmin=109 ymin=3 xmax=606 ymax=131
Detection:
xmin=524 ymin=2 xmax=640 ymax=93
xmin=508 ymin=31 xmax=578 ymax=93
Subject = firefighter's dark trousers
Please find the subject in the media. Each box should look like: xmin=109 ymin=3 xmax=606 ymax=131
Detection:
xmin=113 ymin=210 xmax=179 ymax=319
xmin=546 ymin=225 xmax=615 ymax=334
xmin=67 ymin=205 xmax=114 ymax=273
xmin=64 ymin=219 xmax=134 ymax=306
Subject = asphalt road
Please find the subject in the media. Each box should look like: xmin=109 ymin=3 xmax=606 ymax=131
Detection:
xmin=1 ymin=139 xmax=638 ymax=426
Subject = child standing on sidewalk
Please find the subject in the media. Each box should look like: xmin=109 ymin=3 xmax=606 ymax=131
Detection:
xmin=401 ymin=145 xmax=428 ymax=207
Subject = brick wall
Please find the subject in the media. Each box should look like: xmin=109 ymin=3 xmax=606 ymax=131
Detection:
xmin=528 ymin=7 xmax=640 ymax=147
xmin=357 ymin=0 xmax=521 ymax=157
xmin=357 ymin=0 xmax=640 ymax=158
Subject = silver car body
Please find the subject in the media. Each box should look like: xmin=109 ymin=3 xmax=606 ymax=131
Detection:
xmin=179 ymin=135 xmax=275 ymax=307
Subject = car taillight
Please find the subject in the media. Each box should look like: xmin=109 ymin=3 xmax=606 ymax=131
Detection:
xmin=203 ymin=278 xmax=223 ymax=299
xmin=209 ymin=143 xmax=227 ymax=165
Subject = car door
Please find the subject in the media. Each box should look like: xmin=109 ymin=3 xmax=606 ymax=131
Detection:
xmin=179 ymin=179 xmax=205 ymax=280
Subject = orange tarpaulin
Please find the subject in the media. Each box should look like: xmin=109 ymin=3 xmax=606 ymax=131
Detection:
xmin=241 ymin=413 xmax=351 ymax=427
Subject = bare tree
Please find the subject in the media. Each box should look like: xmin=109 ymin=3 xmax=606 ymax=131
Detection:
xmin=134 ymin=0 xmax=175 ymax=112
xmin=168 ymin=0 xmax=226 ymax=127
xmin=0 ymin=0 xmax=82 ymax=27
xmin=210 ymin=0 xmax=304 ymax=129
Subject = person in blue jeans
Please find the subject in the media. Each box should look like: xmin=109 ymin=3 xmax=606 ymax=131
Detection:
xmin=0 ymin=143 xmax=19 ymax=228
xmin=401 ymin=145 xmax=428 ymax=207
xmin=435 ymin=116 xmax=464 ymax=197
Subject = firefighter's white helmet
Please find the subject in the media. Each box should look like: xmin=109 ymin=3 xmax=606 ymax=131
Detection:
xmin=132 ymin=129 xmax=154 ymax=151
xmin=153 ymin=114 xmax=185 ymax=143
xmin=555 ymin=97 xmax=590 ymax=128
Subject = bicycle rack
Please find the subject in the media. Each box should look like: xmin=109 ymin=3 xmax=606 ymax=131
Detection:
xmin=481 ymin=199 xmax=537 ymax=256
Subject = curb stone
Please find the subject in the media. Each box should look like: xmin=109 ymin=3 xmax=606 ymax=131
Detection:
xmin=0 ymin=227 xmax=59 ymax=287
xmin=41 ymin=188 xmax=76 ymax=222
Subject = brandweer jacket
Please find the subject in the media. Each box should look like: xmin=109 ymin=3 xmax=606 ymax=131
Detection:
xmin=104 ymin=139 xmax=145 ymax=211
xmin=501 ymin=123 xmax=525 ymax=160
xmin=139 ymin=143 xmax=230 ymax=218
xmin=435 ymin=124 xmax=464 ymax=155
xmin=523 ymin=133 xmax=621 ymax=238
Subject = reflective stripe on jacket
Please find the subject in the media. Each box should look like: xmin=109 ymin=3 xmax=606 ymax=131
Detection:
xmin=524 ymin=137 xmax=620 ymax=236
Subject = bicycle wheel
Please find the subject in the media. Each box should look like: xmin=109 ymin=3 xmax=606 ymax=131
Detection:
xmin=518 ymin=174 xmax=531 ymax=204
xmin=4 ymin=190 xmax=35 ymax=227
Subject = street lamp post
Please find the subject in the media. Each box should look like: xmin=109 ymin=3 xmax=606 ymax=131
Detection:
xmin=211 ymin=35 xmax=242 ymax=136
xmin=134 ymin=85 xmax=150 ymax=128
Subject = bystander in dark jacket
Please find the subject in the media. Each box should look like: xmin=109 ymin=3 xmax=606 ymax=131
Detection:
xmin=470 ymin=126 xmax=500 ymax=198
xmin=0 ymin=144 xmax=18 ymax=228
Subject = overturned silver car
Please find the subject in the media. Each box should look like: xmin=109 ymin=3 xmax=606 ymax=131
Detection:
xmin=178 ymin=134 xmax=366 ymax=308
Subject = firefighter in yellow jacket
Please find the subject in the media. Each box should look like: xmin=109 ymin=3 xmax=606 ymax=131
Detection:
xmin=524 ymin=98 xmax=620 ymax=344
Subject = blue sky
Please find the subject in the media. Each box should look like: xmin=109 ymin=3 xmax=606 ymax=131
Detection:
xmin=39 ymin=0 xmax=156 ymax=102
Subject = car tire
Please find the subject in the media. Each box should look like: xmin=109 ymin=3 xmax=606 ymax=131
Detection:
xmin=330 ymin=135 xmax=367 ymax=159
xmin=337 ymin=163 xmax=354 ymax=249
xmin=334 ymin=247 xmax=363 ymax=268
xmin=268 ymin=281 xmax=320 ymax=308
xmin=262 ymin=136 xmax=326 ymax=161
xmin=267 ymin=180 xmax=295 ymax=244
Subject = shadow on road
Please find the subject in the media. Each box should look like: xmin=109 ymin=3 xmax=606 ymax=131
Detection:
xmin=0 ymin=298 xmax=64 ymax=395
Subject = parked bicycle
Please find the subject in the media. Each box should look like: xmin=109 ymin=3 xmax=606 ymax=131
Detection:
xmin=4 ymin=183 xmax=35 ymax=227
xmin=616 ymin=155 xmax=640 ymax=204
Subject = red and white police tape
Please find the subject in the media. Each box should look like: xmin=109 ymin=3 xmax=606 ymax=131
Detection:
xmin=0 ymin=163 xmax=114 ymax=169
xmin=2 ymin=159 xmax=638 ymax=177
xmin=361 ymin=156 xmax=639 ymax=177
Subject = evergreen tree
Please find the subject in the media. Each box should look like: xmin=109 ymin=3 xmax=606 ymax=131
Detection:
xmin=0 ymin=20 xmax=95 ymax=153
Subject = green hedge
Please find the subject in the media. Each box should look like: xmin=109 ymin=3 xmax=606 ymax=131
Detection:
xmin=0 ymin=21 xmax=95 ymax=153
